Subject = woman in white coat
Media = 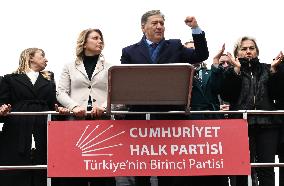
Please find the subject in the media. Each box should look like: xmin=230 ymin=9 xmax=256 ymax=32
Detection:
xmin=57 ymin=28 xmax=111 ymax=118
xmin=55 ymin=28 xmax=115 ymax=186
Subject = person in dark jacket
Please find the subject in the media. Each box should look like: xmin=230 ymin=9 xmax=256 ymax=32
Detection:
xmin=183 ymin=43 xmax=229 ymax=119
xmin=213 ymin=45 xmax=232 ymax=112
xmin=269 ymin=51 xmax=284 ymax=186
xmin=189 ymin=44 xmax=227 ymax=119
xmin=173 ymin=44 xmax=228 ymax=186
xmin=119 ymin=9 xmax=209 ymax=186
xmin=221 ymin=36 xmax=282 ymax=186
xmin=0 ymin=48 xmax=67 ymax=186
xmin=0 ymin=76 xmax=3 ymax=157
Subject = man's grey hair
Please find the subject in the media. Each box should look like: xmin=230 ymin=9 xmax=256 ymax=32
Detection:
xmin=141 ymin=10 xmax=165 ymax=26
xmin=233 ymin=36 xmax=259 ymax=57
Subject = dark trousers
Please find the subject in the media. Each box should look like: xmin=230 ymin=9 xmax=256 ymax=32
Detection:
xmin=278 ymin=143 xmax=284 ymax=186
xmin=135 ymin=176 xmax=151 ymax=186
xmin=0 ymin=125 xmax=47 ymax=186
xmin=51 ymin=177 xmax=116 ymax=186
xmin=235 ymin=126 xmax=279 ymax=186
xmin=134 ymin=176 xmax=173 ymax=186
xmin=0 ymin=170 xmax=47 ymax=186
xmin=172 ymin=176 xmax=228 ymax=186
xmin=278 ymin=124 xmax=284 ymax=186
xmin=134 ymin=175 xmax=228 ymax=186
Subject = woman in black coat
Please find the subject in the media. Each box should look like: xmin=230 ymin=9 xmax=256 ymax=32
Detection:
xmin=221 ymin=37 xmax=282 ymax=186
xmin=0 ymin=48 xmax=66 ymax=186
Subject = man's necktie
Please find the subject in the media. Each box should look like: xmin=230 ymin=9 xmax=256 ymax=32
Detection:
xmin=150 ymin=43 xmax=158 ymax=63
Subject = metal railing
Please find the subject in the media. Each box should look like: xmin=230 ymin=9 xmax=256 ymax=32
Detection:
xmin=1 ymin=110 xmax=284 ymax=170
xmin=6 ymin=110 xmax=284 ymax=115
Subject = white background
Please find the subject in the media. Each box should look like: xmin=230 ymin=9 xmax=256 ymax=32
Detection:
xmin=0 ymin=0 xmax=283 ymax=82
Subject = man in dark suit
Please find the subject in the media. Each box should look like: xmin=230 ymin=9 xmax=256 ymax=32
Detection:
xmin=121 ymin=11 xmax=208 ymax=65
xmin=119 ymin=10 xmax=209 ymax=186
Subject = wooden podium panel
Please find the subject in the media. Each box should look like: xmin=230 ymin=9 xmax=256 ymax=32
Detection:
xmin=107 ymin=64 xmax=195 ymax=113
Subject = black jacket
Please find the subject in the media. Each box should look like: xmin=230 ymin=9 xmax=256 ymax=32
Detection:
xmin=121 ymin=33 xmax=209 ymax=65
xmin=221 ymin=58 xmax=279 ymax=125
xmin=271 ymin=62 xmax=284 ymax=142
xmin=271 ymin=63 xmax=284 ymax=108
xmin=0 ymin=72 xmax=56 ymax=165
xmin=189 ymin=65 xmax=224 ymax=119
xmin=121 ymin=33 xmax=209 ymax=119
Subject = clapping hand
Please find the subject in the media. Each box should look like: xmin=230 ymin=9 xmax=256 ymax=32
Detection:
xmin=271 ymin=51 xmax=284 ymax=73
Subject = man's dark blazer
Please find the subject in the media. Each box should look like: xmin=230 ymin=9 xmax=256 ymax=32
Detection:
xmin=121 ymin=33 xmax=209 ymax=64
xmin=120 ymin=33 xmax=210 ymax=186
xmin=120 ymin=33 xmax=209 ymax=118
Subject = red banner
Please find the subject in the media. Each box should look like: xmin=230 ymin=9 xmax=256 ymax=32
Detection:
xmin=48 ymin=119 xmax=250 ymax=177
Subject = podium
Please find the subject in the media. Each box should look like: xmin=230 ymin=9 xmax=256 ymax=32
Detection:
xmin=48 ymin=64 xmax=250 ymax=177
xmin=106 ymin=64 xmax=195 ymax=113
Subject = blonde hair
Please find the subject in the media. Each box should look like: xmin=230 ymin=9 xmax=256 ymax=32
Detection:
xmin=75 ymin=28 xmax=104 ymax=64
xmin=15 ymin=48 xmax=51 ymax=80
xmin=233 ymin=36 xmax=259 ymax=58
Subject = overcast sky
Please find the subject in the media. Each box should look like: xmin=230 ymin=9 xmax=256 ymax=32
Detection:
xmin=0 ymin=0 xmax=283 ymax=81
